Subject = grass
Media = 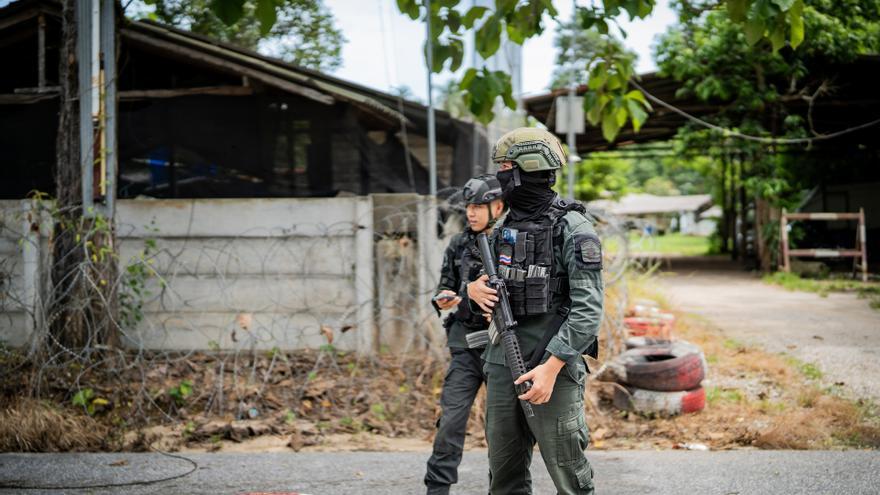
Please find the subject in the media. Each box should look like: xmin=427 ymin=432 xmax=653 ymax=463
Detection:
xmin=628 ymin=232 xmax=711 ymax=256
xmin=763 ymin=272 xmax=880 ymax=310
xmin=782 ymin=355 xmax=824 ymax=380
xmin=599 ymin=276 xmax=880 ymax=450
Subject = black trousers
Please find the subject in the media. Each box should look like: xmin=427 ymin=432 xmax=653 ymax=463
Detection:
xmin=424 ymin=347 xmax=486 ymax=493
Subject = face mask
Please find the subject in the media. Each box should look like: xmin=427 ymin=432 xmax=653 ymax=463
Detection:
xmin=496 ymin=168 xmax=556 ymax=220
xmin=496 ymin=169 xmax=517 ymax=200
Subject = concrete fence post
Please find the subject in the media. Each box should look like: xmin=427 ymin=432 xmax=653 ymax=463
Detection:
xmin=417 ymin=196 xmax=444 ymax=354
xmin=355 ymin=195 xmax=376 ymax=355
xmin=20 ymin=199 xmax=41 ymax=344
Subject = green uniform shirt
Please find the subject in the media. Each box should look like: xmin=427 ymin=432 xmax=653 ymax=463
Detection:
xmin=482 ymin=210 xmax=604 ymax=366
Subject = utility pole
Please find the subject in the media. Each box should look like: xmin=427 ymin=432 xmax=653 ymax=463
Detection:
xmin=425 ymin=0 xmax=437 ymax=196
xmin=566 ymin=0 xmax=578 ymax=201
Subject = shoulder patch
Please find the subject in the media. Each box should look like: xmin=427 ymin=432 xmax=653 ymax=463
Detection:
xmin=573 ymin=233 xmax=602 ymax=271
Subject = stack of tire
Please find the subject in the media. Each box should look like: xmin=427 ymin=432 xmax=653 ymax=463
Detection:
xmin=599 ymin=337 xmax=708 ymax=416
xmin=624 ymin=299 xmax=675 ymax=339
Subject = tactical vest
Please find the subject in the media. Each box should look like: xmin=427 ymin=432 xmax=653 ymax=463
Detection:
xmin=449 ymin=232 xmax=490 ymax=329
xmin=494 ymin=198 xmax=586 ymax=317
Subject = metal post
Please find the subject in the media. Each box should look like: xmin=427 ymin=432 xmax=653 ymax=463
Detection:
xmin=425 ymin=0 xmax=437 ymax=196
xmin=566 ymin=1 xmax=577 ymax=200
xmin=37 ymin=14 xmax=46 ymax=88
xmin=859 ymin=207 xmax=868 ymax=282
xmin=77 ymin=0 xmax=94 ymax=212
xmin=101 ymin=0 xmax=116 ymax=217
xmin=566 ymin=86 xmax=576 ymax=201
xmin=780 ymin=208 xmax=790 ymax=273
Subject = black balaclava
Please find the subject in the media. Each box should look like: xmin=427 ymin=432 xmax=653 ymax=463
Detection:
xmin=496 ymin=168 xmax=557 ymax=222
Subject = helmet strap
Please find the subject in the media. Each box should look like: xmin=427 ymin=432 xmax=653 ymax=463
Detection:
xmin=513 ymin=167 xmax=521 ymax=187
xmin=484 ymin=202 xmax=498 ymax=231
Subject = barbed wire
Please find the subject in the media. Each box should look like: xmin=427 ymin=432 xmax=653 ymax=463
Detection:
xmin=0 ymin=191 xmax=632 ymax=442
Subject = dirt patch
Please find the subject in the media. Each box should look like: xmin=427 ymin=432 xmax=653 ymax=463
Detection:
xmin=2 ymin=276 xmax=877 ymax=453
xmin=583 ymin=305 xmax=880 ymax=451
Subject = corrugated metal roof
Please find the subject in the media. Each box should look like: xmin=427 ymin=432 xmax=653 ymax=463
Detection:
xmin=590 ymin=193 xmax=713 ymax=215
xmin=122 ymin=20 xmax=411 ymax=126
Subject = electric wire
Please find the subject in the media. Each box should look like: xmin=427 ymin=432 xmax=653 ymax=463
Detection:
xmin=629 ymin=79 xmax=880 ymax=145
xmin=0 ymin=447 xmax=198 ymax=490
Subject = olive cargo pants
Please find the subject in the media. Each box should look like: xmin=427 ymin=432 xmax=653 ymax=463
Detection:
xmin=424 ymin=348 xmax=486 ymax=494
xmin=484 ymin=359 xmax=594 ymax=494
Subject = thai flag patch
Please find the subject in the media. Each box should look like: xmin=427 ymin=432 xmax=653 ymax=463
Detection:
xmin=499 ymin=254 xmax=512 ymax=265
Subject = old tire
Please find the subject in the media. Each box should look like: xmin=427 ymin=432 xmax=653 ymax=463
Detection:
xmin=625 ymin=337 xmax=672 ymax=349
xmin=623 ymin=345 xmax=705 ymax=392
xmin=613 ymin=385 xmax=706 ymax=416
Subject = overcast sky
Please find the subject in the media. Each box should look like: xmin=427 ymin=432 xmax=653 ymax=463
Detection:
xmin=324 ymin=0 xmax=678 ymax=101
xmin=0 ymin=0 xmax=678 ymax=100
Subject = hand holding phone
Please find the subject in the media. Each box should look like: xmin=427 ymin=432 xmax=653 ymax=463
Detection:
xmin=433 ymin=290 xmax=461 ymax=310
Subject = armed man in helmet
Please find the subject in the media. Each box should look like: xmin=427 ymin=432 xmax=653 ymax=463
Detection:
xmin=424 ymin=174 xmax=506 ymax=495
xmin=467 ymin=128 xmax=603 ymax=494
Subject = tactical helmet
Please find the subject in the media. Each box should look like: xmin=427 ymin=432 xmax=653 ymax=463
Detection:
xmin=491 ymin=127 xmax=567 ymax=172
xmin=462 ymin=174 xmax=503 ymax=205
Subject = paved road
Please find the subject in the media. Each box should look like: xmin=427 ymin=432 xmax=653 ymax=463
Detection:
xmin=658 ymin=257 xmax=880 ymax=401
xmin=1 ymin=450 xmax=879 ymax=494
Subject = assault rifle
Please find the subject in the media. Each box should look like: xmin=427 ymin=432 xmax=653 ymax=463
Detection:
xmin=476 ymin=233 xmax=535 ymax=418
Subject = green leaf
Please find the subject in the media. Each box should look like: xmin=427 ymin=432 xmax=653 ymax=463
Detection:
xmin=602 ymin=109 xmax=622 ymax=142
xmin=625 ymin=89 xmax=648 ymax=106
xmin=727 ymin=0 xmax=747 ymax=22
xmin=506 ymin=23 xmax=526 ymax=44
xmin=397 ymin=0 xmax=420 ymax=20
xmin=463 ymin=6 xmax=489 ymax=28
xmin=460 ymin=68 xmax=478 ymax=88
xmin=588 ymin=65 xmax=607 ymax=90
xmin=769 ymin=18 xmax=785 ymax=51
xmin=255 ymin=0 xmax=277 ymax=36
xmin=744 ymin=18 xmax=765 ymax=45
xmin=771 ymin=0 xmax=796 ymax=10
xmin=72 ymin=388 xmax=94 ymax=408
xmin=475 ymin=16 xmax=501 ymax=59
xmin=789 ymin=0 xmax=804 ymax=49
xmin=446 ymin=10 xmax=462 ymax=33
xmin=210 ymin=0 xmax=245 ymax=25
xmin=626 ymin=98 xmax=648 ymax=132
xmin=637 ymin=0 xmax=653 ymax=18
xmin=615 ymin=103 xmax=628 ymax=126
xmin=449 ymin=38 xmax=464 ymax=72
xmin=430 ymin=43 xmax=450 ymax=72
xmin=607 ymin=72 xmax=624 ymax=90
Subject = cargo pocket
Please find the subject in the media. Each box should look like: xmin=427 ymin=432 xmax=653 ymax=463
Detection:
xmin=556 ymin=406 xmax=590 ymax=467
xmin=575 ymin=461 xmax=594 ymax=490
xmin=525 ymin=276 xmax=549 ymax=314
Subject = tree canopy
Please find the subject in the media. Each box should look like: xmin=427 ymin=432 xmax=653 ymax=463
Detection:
xmin=391 ymin=0 xmax=809 ymax=136
xmin=203 ymin=0 xmax=819 ymax=140
xmin=550 ymin=18 xmax=626 ymax=90
xmin=137 ymin=0 xmax=346 ymax=71
xmin=655 ymin=0 xmax=880 ymax=204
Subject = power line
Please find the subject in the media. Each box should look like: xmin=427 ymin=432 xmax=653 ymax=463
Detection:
xmin=378 ymin=0 xmax=416 ymax=192
xmin=629 ymin=79 xmax=880 ymax=145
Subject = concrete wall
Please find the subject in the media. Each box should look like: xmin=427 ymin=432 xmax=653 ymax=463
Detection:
xmin=115 ymin=197 xmax=377 ymax=352
xmin=0 ymin=196 xmax=447 ymax=354
xmin=0 ymin=201 xmax=27 ymax=346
